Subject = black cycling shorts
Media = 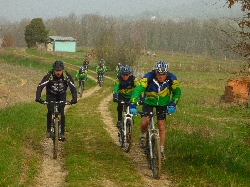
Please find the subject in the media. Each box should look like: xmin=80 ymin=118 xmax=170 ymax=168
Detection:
xmin=142 ymin=103 xmax=167 ymax=120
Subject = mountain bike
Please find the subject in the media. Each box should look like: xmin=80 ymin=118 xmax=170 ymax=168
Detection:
xmin=118 ymin=101 xmax=134 ymax=153
xmin=43 ymin=100 xmax=71 ymax=159
xmin=139 ymin=111 xmax=168 ymax=179
xmin=78 ymin=78 xmax=85 ymax=98
xmin=97 ymin=72 xmax=104 ymax=87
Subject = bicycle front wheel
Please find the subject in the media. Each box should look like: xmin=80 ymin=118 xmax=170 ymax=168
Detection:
xmin=80 ymin=81 xmax=83 ymax=98
xmin=124 ymin=118 xmax=133 ymax=153
xmin=151 ymin=133 xmax=161 ymax=179
xmin=53 ymin=117 xmax=59 ymax=159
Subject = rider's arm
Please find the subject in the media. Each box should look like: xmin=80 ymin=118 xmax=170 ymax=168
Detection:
xmin=36 ymin=73 xmax=50 ymax=99
xmin=130 ymin=77 xmax=147 ymax=104
xmin=113 ymin=78 xmax=120 ymax=94
xmin=66 ymin=72 xmax=77 ymax=102
xmin=168 ymin=73 xmax=181 ymax=105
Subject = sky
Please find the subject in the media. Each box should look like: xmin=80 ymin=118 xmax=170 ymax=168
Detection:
xmin=0 ymin=0 xmax=242 ymax=22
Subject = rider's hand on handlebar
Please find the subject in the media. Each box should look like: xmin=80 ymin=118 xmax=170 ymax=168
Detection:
xmin=129 ymin=103 xmax=137 ymax=114
xmin=35 ymin=98 xmax=44 ymax=104
xmin=113 ymin=93 xmax=118 ymax=102
xmin=167 ymin=102 xmax=176 ymax=114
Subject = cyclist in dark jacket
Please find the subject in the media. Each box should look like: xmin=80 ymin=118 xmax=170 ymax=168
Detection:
xmin=35 ymin=60 xmax=77 ymax=140
xmin=113 ymin=65 xmax=139 ymax=128
xmin=130 ymin=61 xmax=181 ymax=161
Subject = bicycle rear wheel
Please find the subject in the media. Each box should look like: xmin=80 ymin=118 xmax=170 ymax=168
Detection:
xmin=124 ymin=118 xmax=133 ymax=153
xmin=151 ymin=133 xmax=161 ymax=179
xmin=53 ymin=117 xmax=59 ymax=159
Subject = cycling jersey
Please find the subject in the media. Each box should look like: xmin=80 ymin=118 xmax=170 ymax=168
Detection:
xmin=36 ymin=70 xmax=77 ymax=100
xmin=113 ymin=75 xmax=139 ymax=98
xmin=76 ymin=70 xmax=88 ymax=80
xmin=96 ymin=66 xmax=107 ymax=73
xmin=130 ymin=70 xmax=181 ymax=106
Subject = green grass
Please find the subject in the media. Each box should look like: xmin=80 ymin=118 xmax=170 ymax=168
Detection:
xmin=1 ymin=48 xmax=250 ymax=186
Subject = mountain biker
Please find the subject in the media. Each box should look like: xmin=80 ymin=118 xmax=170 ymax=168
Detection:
xmin=96 ymin=62 xmax=107 ymax=83
xmin=115 ymin=63 xmax=123 ymax=76
xmin=129 ymin=60 xmax=181 ymax=161
xmin=35 ymin=60 xmax=77 ymax=141
xmin=75 ymin=66 xmax=88 ymax=94
xmin=83 ymin=58 xmax=89 ymax=70
xmin=113 ymin=65 xmax=139 ymax=128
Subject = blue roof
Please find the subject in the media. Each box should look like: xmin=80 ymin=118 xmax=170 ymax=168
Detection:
xmin=49 ymin=36 xmax=76 ymax=41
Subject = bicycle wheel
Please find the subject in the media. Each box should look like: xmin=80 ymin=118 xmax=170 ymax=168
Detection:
xmin=53 ymin=117 xmax=59 ymax=159
xmin=118 ymin=127 xmax=124 ymax=147
xmin=124 ymin=118 xmax=133 ymax=153
xmin=151 ymin=133 xmax=161 ymax=179
xmin=79 ymin=81 xmax=83 ymax=98
xmin=145 ymin=132 xmax=151 ymax=169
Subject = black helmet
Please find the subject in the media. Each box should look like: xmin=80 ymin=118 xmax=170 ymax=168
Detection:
xmin=53 ymin=60 xmax=64 ymax=70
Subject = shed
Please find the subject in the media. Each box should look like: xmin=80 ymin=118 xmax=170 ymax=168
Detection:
xmin=49 ymin=36 xmax=76 ymax=52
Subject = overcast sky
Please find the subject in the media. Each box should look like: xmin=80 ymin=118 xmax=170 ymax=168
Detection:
xmin=0 ymin=0 xmax=241 ymax=22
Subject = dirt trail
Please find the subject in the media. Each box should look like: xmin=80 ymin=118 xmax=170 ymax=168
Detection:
xmin=98 ymin=94 xmax=172 ymax=187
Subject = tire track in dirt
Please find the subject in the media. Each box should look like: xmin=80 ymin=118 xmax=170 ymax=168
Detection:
xmin=98 ymin=85 xmax=172 ymax=186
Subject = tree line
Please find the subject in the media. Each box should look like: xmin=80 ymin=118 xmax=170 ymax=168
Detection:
xmin=0 ymin=13 xmax=244 ymax=63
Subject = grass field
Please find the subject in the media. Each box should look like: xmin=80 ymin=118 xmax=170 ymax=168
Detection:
xmin=0 ymin=48 xmax=250 ymax=186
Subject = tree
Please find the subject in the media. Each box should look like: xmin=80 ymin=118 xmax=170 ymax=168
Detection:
xmin=226 ymin=1 xmax=250 ymax=59
xmin=24 ymin=18 xmax=48 ymax=48
xmin=1 ymin=33 xmax=15 ymax=48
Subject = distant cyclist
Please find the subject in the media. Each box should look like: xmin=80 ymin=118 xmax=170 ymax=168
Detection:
xmin=113 ymin=65 xmax=139 ymax=128
xmin=35 ymin=60 xmax=77 ymax=140
xmin=130 ymin=61 xmax=181 ymax=161
xmin=83 ymin=58 xmax=89 ymax=70
xmin=75 ymin=66 xmax=88 ymax=94
xmin=115 ymin=63 xmax=123 ymax=76
xmin=96 ymin=62 xmax=107 ymax=82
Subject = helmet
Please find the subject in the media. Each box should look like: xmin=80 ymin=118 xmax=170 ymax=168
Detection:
xmin=53 ymin=60 xmax=64 ymax=70
xmin=79 ymin=66 xmax=84 ymax=71
xmin=118 ymin=63 xmax=122 ymax=67
xmin=99 ymin=62 xmax=104 ymax=66
xmin=154 ymin=61 xmax=169 ymax=74
xmin=121 ymin=65 xmax=132 ymax=74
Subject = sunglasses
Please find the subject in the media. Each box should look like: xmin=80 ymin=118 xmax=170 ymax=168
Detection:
xmin=122 ymin=74 xmax=129 ymax=76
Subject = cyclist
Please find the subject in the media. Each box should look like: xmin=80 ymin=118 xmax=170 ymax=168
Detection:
xmin=75 ymin=66 xmax=88 ymax=94
xmin=113 ymin=65 xmax=139 ymax=128
xmin=129 ymin=61 xmax=181 ymax=161
xmin=35 ymin=60 xmax=77 ymax=141
xmin=96 ymin=62 xmax=107 ymax=83
xmin=115 ymin=62 xmax=123 ymax=76
xmin=83 ymin=58 xmax=89 ymax=70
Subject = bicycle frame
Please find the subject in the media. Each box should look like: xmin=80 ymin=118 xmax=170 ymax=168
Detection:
xmin=118 ymin=101 xmax=133 ymax=152
xmin=148 ymin=112 xmax=159 ymax=159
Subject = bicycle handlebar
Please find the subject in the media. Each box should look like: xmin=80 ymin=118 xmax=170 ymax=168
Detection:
xmin=42 ymin=100 xmax=72 ymax=105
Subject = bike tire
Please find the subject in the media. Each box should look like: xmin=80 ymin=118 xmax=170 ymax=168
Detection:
xmin=80 ymin=81 xmax=83 ymax=98
xmin=124 ymin=118 xmax=133 ymax=153
xmin=151 ymin=134 xmax=161 ymax=179
xmin=118 ymin=128 xmax=124 ymax=147
xmin=145 ymin=132 xmax=151 ymax=169
xmin=53 ymin=117 xmax=59 ymax=159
